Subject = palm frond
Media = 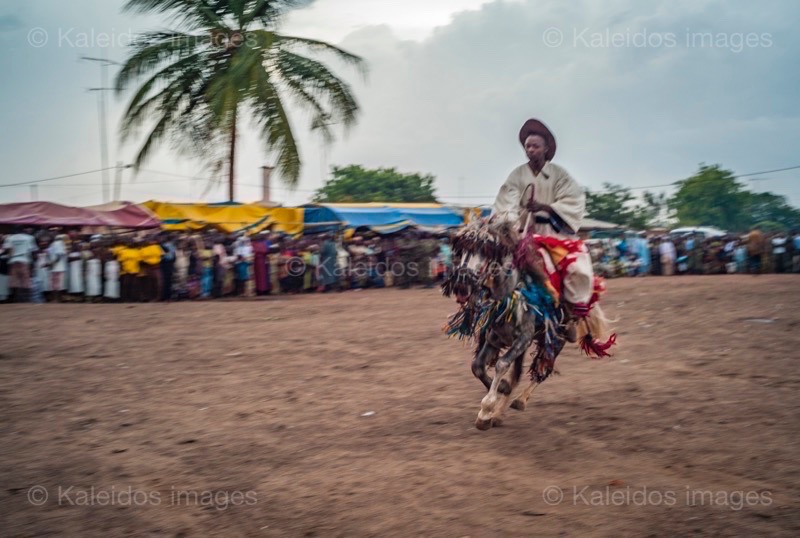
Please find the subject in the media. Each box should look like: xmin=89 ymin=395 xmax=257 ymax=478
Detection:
xmin=248 ymin=66 xmax=301 ymax=185
xmin=275 ymin=48 xmax=360 ymax=130
xmin=115 ymin=31 xmax=207 ymax=93
xmin=123 ymin=0 xmax=227 ymax=32
xmin=275 ymin=33 xmax=368 ymax=78
xmin=119 ymin=55 xmax=207 ymax=139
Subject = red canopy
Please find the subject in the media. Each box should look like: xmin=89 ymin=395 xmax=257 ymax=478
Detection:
xmin=0 ymin=201 xmax=160 ymax=229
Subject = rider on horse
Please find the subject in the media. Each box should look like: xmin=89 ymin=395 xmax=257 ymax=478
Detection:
xmin=493 ymin=119 xmax=602 ymax=345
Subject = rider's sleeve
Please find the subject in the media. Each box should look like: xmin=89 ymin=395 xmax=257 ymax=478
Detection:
xmin=492 ymin=168 xmax=522 ymax=223
xmin=549 ymin=166 xmax=586 ymax=235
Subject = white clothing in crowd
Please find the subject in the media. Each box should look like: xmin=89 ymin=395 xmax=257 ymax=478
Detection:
xmin=3 ymin=233 xmax=37 ymax=264
xmin=85 ymin=258 xmax=102 ymax=297
xmin=68 ymin=251 xmax=84 ymax=294
xmin=104 ymin=260 xmax=120 ymax=299
xmin=659 ymin=240 xmax=676 ymax=260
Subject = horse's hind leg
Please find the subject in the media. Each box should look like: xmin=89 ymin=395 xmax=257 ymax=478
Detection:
xmin=512 ymin=339 xmax=565 ymax=411
xmin=510 ymin=381 xmax=539 ymax=411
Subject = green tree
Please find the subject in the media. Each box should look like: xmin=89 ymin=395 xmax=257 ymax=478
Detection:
xmin=743 ymin=191 xmax=800 ymax=230
xmin=116 ymin=0 xmax=366 ymax=201
xmin=585 ymin=184 xmax=671 ymax=230
xmin=585 ymin=183 xmax=635 ymax=224
xmin=669 ymin=164 xmax=748 ymax=231
xmin=313 ymin=165 xmax=439 ymax=203
xmin=639 ymin=190 xmax=671 ymax=228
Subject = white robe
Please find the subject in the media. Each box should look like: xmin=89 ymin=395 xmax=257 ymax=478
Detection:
xmin=104 ymin=260 xmax=120 ymax=299
xmin=85 ymin=258 xmax=102 ymax=297
xmin=68 ymin=253 xmax=84 ymax=294
xmin=493 ymin=161 xmax=593 ymax=305
xmin=35 ymin=251 xmax=52 ymax=292
xmin=493 ymin=161 xmax=586 ymax=236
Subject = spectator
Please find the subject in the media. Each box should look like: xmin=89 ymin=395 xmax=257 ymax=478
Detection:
xmin=659 ymin=236 xmax=676 ymax=276
xmin=160 ymin=233 xmax=177 ymax=301
xmin=1 ymin=226 xmax=38 ymax=303
xmin=746 ymin=228 xmax=765 ymax=275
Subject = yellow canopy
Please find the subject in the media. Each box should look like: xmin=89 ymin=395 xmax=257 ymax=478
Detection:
xmin=323 ymin=202 xmax=444 ymax=209
xmin=141 ymin=201 xmax=304 ymax=235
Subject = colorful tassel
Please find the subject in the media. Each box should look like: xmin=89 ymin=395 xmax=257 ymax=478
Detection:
xmin=579 ymin=333 xmax=618 ymax=358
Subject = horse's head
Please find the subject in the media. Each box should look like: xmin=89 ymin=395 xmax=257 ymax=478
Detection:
xmin=483 ymin=258 xmax=519 ymax=301
xmin=442 ymin=218 xmax=519 ymax=305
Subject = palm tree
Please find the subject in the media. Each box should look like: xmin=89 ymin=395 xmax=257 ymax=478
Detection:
xmin=115 ymin=0 xmax=365 ymax=201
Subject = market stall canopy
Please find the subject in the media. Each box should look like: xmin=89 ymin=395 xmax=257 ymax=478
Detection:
xmin=302 ymin=204 xmax=464 ymax=234
xmin=140 ymin=201 xmax=303 ymax=235
xmin=0 ymin=201 xmax=160 ymax=228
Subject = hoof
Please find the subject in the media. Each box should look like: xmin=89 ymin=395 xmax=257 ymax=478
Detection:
xmin=475 ymin=417 xmax=492 ymax=431
xmin=510 ymin=399 xmax=526 ymax=411
xmin=491 ymin=417 xmax=504 ymax=427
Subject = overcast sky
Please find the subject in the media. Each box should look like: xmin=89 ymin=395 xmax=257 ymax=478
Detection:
xmin=1 ymin=0 xmax=798 ymax=208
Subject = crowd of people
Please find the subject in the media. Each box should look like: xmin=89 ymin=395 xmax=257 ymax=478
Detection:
xmin=2 ymin=226 xmax=798 ymax=304
xmin=0 ymin=226 xmax=450 ymax=303
xmin=589 ymin=230 xmax=800 ymax=278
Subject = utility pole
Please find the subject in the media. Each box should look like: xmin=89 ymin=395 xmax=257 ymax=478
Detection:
xmin=30 ymin=185 xmax=38 ymax=201
xmin=114 ymin=162 xmax=133 ymax=201
xmin=82 ymin=54 xmax=121 ymax=203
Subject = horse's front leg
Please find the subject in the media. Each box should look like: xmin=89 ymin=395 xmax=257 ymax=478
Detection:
xmin=472 ymin=333 xmax=500 ymax=391
xmin=475 ymin=326 xmax=535 ymax=430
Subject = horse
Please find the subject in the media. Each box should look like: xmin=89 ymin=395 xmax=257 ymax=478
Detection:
xmin=442 ymin=218 xmax=613 ymax=430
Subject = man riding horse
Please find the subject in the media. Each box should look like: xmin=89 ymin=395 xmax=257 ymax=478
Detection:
xmin=493 ymin=119 xmax=596 ymax=343
xmin=442 ymin=119 xmax=617 ymax=428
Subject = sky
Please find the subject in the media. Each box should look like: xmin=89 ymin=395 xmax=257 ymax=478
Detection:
xmin=0 ymin=0 xmax=798 ymax=208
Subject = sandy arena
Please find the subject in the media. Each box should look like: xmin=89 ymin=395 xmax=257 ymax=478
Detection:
xmin=1 ymin=275 xmax=799 ymax=536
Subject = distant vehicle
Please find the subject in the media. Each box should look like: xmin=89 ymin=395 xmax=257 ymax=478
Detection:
xmin=669 ymin=226 xmax=727 ymax=238
xmin=589 ymin=229 xmax=639 ymax=241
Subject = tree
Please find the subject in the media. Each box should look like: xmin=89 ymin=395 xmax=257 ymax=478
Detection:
xmin=639 ymin=190 xmax=671 ymax=228
xmin=585 ymin=183 xmax=635 ymax=224
xmin=743 ymin=191 xmax=800 ymax=231
xmin=668 ymin=164 xmax=748 ymax=231
xmin=115 ymin=0 xmax=366 ymax=201
xmin=313 ymin=165 xmax=439 ymax=203
xmin=584 ymin=184 xmax=672 ymax=230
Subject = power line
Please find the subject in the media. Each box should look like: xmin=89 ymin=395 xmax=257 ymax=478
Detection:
xmin=28 ymin=179 xmax=192 ymax=187
xmin=736 ymin=165 xmax=800 ymax=178
xmin=0 ymin=167 xmax=117 ymax=188
xmin=624 ymin=165 xmax=800 ymax=191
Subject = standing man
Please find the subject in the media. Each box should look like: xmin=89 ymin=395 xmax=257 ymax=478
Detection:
xmin=493 ymin=119 xmax=592 ymax=340
xmin=658 ymin=236 xmax=677 ymax=276
xmin=746 ymin=227 xmax=765 ymax=275
xmin=48 ymin=233 xmax=68 ymax=302
xmin=635 ymin=232 xmax=651 ymax=276
xmin=318 ymin=233 xmax=339 ymax=292
xmin=1 ymin=226 xmax=38 ymax=303
xmin=139 ymin=236 xmax=163 ymax=301
xmin=160 ymin=233 xmax=177 ymax=301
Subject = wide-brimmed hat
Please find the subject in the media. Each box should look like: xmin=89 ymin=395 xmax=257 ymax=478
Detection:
xmin=518 ymin=119 xmax=556 ymax=161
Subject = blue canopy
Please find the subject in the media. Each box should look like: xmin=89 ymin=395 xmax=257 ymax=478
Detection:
xmin=302 ymin=204 xmax=465 ymax=234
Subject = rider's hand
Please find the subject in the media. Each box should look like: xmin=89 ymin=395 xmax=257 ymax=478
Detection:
xmin=527 ymin=200 xmax=551 ymax=214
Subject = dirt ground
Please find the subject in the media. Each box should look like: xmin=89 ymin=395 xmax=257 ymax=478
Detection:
xmin=1 ymin=275 xmax=799 ymax=537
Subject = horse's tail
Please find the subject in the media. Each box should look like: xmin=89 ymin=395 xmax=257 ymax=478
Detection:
xmin=576 ymin=304 xmax=617 ymax=358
